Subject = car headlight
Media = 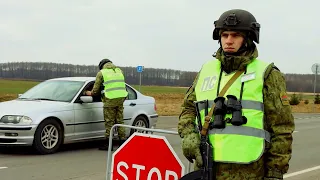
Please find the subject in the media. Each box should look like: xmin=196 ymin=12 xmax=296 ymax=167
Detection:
xmin=0 ymin=115 xmax=33 ymax=125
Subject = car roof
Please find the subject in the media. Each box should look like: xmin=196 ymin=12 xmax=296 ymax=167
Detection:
xmin=46 ymin=77 xmax=133 ymax=88
xmin=47 ymin=77 xmax=96 ymax=82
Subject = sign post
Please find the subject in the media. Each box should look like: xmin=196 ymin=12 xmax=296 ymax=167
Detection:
xmin=110 ymin=132 xmax=185 ymax=180
xmin=136 ymin=66 xmax=144 ymax=92
xmin=311 ymin=63 xmax=320 ymax=112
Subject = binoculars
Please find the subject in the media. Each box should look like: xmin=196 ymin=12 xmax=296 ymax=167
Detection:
xmin=211 ymin=95 xmax=247 ymax=129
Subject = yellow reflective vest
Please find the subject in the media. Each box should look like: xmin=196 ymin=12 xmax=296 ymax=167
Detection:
xmin=194 ymin=58 xmax=271 ymax=164
xmin=100 ymin=68 xmax=128 ymax=99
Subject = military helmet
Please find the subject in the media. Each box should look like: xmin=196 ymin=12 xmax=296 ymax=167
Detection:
xmin=212 ymin=9 xmax=261 ymax=43
xmin=98 ymin=58 xmax=112 ymax=70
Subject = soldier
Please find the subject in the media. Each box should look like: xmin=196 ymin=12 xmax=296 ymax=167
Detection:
xmin=86 ymin=59 xmax=128 ymax=150
xmin=178 ymin=9 xmax=295 ymax=179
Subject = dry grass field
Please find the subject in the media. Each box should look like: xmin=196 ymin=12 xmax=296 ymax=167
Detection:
xmin=0 ymin=78 xmax=319 ymax=115
xmin=146 ymin=92 xmax=320 ymax=115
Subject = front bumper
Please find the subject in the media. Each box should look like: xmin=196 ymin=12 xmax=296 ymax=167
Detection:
xmin=0 ymin=125 xmax=37 ymax=146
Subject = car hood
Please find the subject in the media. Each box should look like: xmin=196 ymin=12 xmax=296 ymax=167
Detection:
xmin=0 ymin=99 xmax=72 ymax=117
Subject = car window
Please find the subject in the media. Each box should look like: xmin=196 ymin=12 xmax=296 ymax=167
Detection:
xmin=126 ymin=85 xmax=137 ymax=100
xmin=19 ymin=80 xmax=84 ymax=102
xmin=81 ymin=81 xmax=102 ymax=103
xmin=79 ymin=82 xmax=136 ymax=101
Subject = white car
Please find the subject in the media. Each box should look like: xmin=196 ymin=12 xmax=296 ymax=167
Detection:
xmin=0 ymin=77 xmax=158 ymax=154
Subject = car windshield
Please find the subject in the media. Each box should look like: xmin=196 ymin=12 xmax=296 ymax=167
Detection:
xmin=18 ymin=80 xmax=85 ymax=102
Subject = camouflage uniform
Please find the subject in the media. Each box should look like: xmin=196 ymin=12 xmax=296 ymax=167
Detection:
xmin=178 ymin=9 xmax=295 ymax=180
xmin=91 ymin=62 xmax=126 ymax=140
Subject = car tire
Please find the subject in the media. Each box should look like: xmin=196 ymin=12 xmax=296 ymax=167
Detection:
xmin=130 ymin=115 xmax=149 ymax=135
xmin=33 ymin=118 xmax=63 ymax=155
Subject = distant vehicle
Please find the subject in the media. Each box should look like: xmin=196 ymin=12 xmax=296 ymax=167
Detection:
xmin=0 ymin=77 xmax=158 ymax=154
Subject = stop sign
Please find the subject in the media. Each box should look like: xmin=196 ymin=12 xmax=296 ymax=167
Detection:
xmin=110 ymin=132 xmax=185 ymax=180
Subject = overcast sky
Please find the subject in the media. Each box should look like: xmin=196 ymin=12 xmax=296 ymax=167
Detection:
xmin=0 ymin=0 xmax=318 ymax=74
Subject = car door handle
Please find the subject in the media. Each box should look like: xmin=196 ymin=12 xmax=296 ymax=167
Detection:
xmin=130 ymin=103 xmax=136 ymax=106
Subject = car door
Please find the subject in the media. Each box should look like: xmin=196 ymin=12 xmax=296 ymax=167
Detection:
xmin=123 ymin=85 xmax=140 ymax=125
xmin=72 ymin=81 xmax=105 ymax=141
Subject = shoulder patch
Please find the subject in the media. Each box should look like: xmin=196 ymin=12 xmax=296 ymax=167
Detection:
xmin=280 ymin=92 xmax=290 ymax=105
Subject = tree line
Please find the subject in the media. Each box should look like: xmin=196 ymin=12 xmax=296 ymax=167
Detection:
xmin=0 ymin=62 xmax=319 ymax=93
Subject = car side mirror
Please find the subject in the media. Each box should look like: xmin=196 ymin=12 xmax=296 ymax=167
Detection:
xmin=80 ymin=96 xmax=93 ymax=103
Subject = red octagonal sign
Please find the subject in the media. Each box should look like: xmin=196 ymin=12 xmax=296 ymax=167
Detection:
xmin=111 ymin=132 xmax=185 ymax=180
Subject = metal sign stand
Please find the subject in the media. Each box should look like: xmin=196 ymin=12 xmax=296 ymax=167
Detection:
xmin=136 ymin=66 xmax=144 ymax=92
xmin=311 ymin=63 xmax=320 ymax=112
xmin=105 ymin=124 xmax=193 ymax=180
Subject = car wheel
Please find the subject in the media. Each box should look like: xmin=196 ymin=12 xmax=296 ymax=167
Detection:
xmin=130 ymin=115 xmax=149 ymax=135
xmin=33 ymin=118 xmax=63 ymax=155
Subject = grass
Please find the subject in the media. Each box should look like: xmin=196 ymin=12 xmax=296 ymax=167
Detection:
xmin=0 ymin=79 xmax=39 ymax=94
xmin=0 ymin=79 xmax=40 ymax=102
xmin=287 ymin=92 xmax=316 ymax=101
xmin=0 ymin=78 xmax=319 ymax=115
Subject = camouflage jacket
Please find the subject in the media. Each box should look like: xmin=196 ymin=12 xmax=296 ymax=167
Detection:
xmin=91 ymin=62 xmax=126 ymax=107
xmin=178 ymin=47 xmax=295 ymax=179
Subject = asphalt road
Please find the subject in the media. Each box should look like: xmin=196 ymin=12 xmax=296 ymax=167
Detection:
xmin=0 ymin=113 xmax=319 ymax=180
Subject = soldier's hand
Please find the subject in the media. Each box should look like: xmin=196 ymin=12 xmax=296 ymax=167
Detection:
xmin=181 ymin=133 xmax=203 ymax=168
xmin=85 ymin=91 xmax=92 ymax=96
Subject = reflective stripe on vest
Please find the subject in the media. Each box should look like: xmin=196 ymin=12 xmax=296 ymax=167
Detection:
xmin=195 ymin=99 xmax=264 ymax=112
xmin=100 ymin=68 xmax=128 ymax=99
xmin=209 ymin=125 xmax=270 ymax=142
xmin=194 ymin=58 xmax=270 ymax=164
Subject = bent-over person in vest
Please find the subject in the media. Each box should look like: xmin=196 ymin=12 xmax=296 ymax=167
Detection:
xmin=86 ymin=59 xmax=128 ymax=151
xmin=178 ymin=9 xmax=295 ymax=180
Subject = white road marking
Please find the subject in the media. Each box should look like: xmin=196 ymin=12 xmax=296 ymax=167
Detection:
xmin=284 ymin=165 xmax=320 ymax=178
xmin=0 ymin=167 xmax=8 ymax=170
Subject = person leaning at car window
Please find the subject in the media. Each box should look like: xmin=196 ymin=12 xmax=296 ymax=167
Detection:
xmin=85 ymin=58 xmax=128 ymax=151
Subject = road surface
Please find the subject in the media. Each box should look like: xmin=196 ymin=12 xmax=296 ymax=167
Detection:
xmin=0 ymin=113 xmax=319 ymax=180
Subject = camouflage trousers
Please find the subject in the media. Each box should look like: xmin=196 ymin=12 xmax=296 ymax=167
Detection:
xmin=103 ymin=106 xmax=126 ymax=140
